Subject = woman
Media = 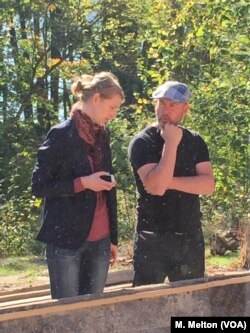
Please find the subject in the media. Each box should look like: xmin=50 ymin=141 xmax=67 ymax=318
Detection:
xmin=32 ymin=72 xmax=124 ymax=299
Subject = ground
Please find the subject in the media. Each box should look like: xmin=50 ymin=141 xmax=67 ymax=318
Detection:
xmin=0 ymin=241 xmax=134 ymax=292
xmin=0 ymin=242 xmax=243 ymax=293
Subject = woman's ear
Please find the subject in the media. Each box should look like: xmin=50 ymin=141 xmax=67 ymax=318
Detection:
xmin=92 ymin=92 xmax=101 ymax=104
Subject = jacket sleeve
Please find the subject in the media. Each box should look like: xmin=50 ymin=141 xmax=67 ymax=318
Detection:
xmin=107 ymin=186 xmax=118 ymax=245
xmin=31 ymin=127 xmax=75 ymax=198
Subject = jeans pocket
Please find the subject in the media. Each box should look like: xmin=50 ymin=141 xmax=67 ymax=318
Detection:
xmin=139 ymin=230 xmax=157 ymax=241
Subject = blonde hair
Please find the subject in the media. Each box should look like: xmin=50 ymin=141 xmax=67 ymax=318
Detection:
xmin=71 ymin=72 xmax=125 ymax=103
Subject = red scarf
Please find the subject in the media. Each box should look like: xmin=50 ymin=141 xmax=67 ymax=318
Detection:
xmin=70 ymin=107 xmax=107 ymax=171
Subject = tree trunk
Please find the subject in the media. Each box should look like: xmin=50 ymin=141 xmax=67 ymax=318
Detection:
xmin=19 ymin=6 xmax=33 ymax=120
xmin=50 ymin=7 xmax=62 ymax=123
xmin=238 ymin=225 xmax=250 ymax=269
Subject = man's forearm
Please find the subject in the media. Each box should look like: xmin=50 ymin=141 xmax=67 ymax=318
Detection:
xmin=169 ymin=175 xmax=215 ymax=195
xmin=142 ymin=143 xmax=178 ymax=196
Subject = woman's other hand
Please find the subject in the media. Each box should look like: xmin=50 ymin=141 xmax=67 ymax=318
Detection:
xmin=110 ymin=243 xmax=118 ymax=267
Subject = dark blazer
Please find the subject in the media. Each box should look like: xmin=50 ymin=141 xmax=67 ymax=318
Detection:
xmin=31 ymin=118 xmax=118 ymax=249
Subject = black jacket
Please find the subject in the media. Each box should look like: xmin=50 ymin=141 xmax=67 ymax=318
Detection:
xmin=32 ymin=118 xmax=118 ymax=249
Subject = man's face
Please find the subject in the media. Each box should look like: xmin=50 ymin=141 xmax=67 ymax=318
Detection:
xmin=155 ymin=98 xmax=189 ymax=128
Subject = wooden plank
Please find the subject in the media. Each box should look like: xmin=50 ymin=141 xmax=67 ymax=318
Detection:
xmin=0 ymin=274 xmax=249 ymax=322
xmin=0 ymin=269 xmax=133 ymax=309
xmin=0 ymin=284 xmax=132 ymax=310
xmin=106 ymin=269 xmax=133 ymax=285
xmin=0 ymin=284 xmax=50 ymax=297
xmin=0 ymin=295 xmax=51 ymax=309
xmin=0 ymin=269 xmax=133 ymax=304
xmin=0 ymin=289 xmax=50 ymax=304
xmin=0 ymin=270 xmax=249 ymax=313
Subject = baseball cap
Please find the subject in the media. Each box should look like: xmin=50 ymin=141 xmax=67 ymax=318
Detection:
xmin=152 ymin=81 xmax=191 ymax=102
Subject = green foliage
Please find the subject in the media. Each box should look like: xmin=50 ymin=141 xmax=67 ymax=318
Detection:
xmin=0 ymin=0 xmax=249 ymax=256
xmin=108 ymin=105 xmax=155 ymax=241
xmin=0 ymin=120 xmax=43 ymax=256
xmin=206 ymin=249 xmax=240 ymax=268
xmin=0 ymin=256 xmax=47 ymax=286
xmin=134 ymin=0 xmax=249 ymax=236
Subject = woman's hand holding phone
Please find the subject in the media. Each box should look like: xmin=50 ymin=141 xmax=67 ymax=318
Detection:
xmin=100 ymin=174 xmax=115 ymax=182
xmin=80 ymin=171 xmax=116 ymax=192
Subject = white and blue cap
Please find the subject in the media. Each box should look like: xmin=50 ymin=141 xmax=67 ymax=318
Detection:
xmin=152 ymin=81 xmax=191 ymax=102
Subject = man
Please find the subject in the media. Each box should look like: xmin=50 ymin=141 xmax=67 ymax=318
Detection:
xmin=128 ymin=81 xmax=215 ymax=286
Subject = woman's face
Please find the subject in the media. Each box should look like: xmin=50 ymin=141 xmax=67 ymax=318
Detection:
xmin=92 ymin=93 xmax=123 ymax=126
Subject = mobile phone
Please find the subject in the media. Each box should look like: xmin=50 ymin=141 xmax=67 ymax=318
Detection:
xmin=100 ymin=174 xmax=115 ymax=182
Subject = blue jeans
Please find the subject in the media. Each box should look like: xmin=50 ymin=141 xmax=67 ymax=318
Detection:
xmin=45 ymin=237 xmax=110 ymax=299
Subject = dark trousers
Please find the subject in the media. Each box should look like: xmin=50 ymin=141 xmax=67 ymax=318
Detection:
xmin=133 ymin=229 xmax=205 ymax=287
